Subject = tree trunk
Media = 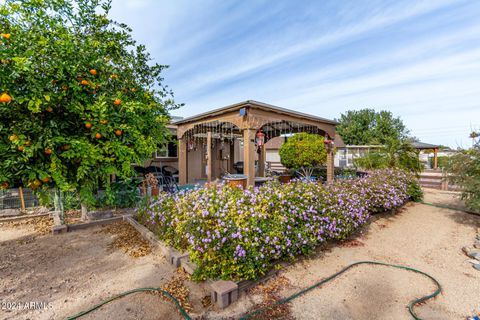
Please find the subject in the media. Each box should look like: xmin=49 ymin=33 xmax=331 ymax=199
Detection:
xmin=52 ymin=188 xmax=65 ymax=226
xmin=81 ymin=202 xmax=88 ymax=221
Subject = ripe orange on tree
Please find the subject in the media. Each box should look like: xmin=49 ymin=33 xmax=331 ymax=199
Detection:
xmin=17 ymin=146 xmax=24 ymax=152
xmin=85 ymin=122 xmax=92 ymax=129
xmin=80 ymin=79 xmax=89 ymax=85
xmin=44 ymin=148 xmax=52 ymax=155
xmin=95 ymin=133 xmax=102 ymax=139
xmin=100 ymin=119 xmax=108 ymax=124
xmin=46 ymin=106 xmax=53 ymax=112
xmin=0 ymin=93 xmax=12 ymax=103
xmin=42 ymin=177 xmax=50 ymax=183
xmin=115 ymin=129 xmax=122 ymax=136
xmin=29 ymin=179 xmax=42 ymax=189
xmin=113 ymin=98 xmax=122 ymax=106
xmin=1 ymin=33 xmax=10 ymax=39
xmin=89 ymin=69 xmax=97 ymax=76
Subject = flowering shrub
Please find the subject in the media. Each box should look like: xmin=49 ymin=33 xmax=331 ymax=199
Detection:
xmin=137 ymin=169 xmax=418 ymax=281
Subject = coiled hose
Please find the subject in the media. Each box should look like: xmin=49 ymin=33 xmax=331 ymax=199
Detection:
xmin=66 ymin=260 xmax=441 ymax=320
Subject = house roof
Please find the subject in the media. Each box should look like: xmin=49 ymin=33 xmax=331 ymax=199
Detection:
xmin=412 ymin=141 xmax=440 ymax=149
xmin=172 ymin=100 xmax=338 ymax=126
xmin=265 ymin=136 xmax=285 ymax=150
xmin=334 ymin=134 xmax=346 ymax=148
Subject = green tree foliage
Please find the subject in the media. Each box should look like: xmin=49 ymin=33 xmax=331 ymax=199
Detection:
xmin=354 ymin=138 xmax=423 ymax=174
xmin=279 ymin=133 xmax=326 ymax=177
xmin=336 ymin=109 xmax=408 ymax=145
xmin=0 ymin=1 xmax=178 ymax=205
xmin=448 ymin=146 xmax=480 ymax=212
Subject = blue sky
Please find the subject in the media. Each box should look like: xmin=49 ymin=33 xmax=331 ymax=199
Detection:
xmin=110 ymin=0 xmax=480 ymax=148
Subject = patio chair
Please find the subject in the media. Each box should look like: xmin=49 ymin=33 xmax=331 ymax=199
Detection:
xmin=152 ymin=172 xmax=179 ymax=193
xmin=161 ymin=165 xmax=179 ymax=183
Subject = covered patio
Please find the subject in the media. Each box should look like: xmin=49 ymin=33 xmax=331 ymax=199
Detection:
xmin=174 ymin=100 xmax=338 ymax=186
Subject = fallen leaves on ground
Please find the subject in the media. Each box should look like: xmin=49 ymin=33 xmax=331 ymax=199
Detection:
xmin=341 ymin=239 xmax=365 ymax=247
xmin=150 ymin=268 xmax=193 ymax=314
xmin=247 ymin=276 xmax=294 ymax=320
xmin=201 ymin=295 xmax=211 ymax=308
xmin=99 ymin=221 xmax=152 ymax=257
xmin=65 ymin=210 xmax=81 ymax=225
xmin=3 ymin=216 xmax=53 ymax=235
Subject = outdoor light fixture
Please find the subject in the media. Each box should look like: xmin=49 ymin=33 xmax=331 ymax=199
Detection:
xmin=324 ymin=137 xmax=334 ymax=152
xmin=255 ymin=131 xmax=265 ymax=146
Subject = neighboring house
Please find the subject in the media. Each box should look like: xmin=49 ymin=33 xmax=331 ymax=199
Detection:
xmin=265 ymin=134 xmax=452 ymax=170
xmin=334 ymin=140 xmax=449 ymax=169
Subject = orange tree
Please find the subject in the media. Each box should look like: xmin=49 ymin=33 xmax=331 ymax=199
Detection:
xmin=0 ymin=0 xmax=179 ymax=223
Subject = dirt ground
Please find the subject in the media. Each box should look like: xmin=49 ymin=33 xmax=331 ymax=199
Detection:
xmin=1 ymin=189 xmax=479 ymax=320
xmin=0 ymin=221 xmax=209 ymax=320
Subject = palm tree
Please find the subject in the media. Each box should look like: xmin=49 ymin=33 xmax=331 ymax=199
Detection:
xmin=354 ymin=138 xmax=423 ymax=174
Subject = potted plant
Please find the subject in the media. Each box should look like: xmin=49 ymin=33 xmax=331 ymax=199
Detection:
xmin=279 ymin=133 xmax=327 ymax=181
xmin=145 ymin=173 xmax=159 ymax=196
xmin=278 ymin=169 xmax=294 ymax=183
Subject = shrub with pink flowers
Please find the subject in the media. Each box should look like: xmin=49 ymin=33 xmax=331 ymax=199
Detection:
xmin=137 ymin=169 xmax=420 ymax=281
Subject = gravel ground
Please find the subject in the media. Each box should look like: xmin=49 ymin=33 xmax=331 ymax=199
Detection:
xmin=283 ymin=193 xmax=479 ymax=319
xmin=422 ymin=188 xmax=480 ymax=215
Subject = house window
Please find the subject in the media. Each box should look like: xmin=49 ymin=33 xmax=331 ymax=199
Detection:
xmin=156 ymin=137 xmax=178 ymax=158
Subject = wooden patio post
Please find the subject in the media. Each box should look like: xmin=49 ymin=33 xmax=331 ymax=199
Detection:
xmin=258 ymin=144 xmax=266 ymax=177
xmin=433 ymin=148 xmax=438 ymax=170
xmin=207 ymin=131 xmax=212 ymax=182
xmin=243 ymin=129 xmax=256 ymax=186
xmin=178 ymin=137 xmax=188 ymax=185
xmin=229 ymin=141 xmax=235 ymax=174
xmin=326 ymin=147 xmax=334 ymax=183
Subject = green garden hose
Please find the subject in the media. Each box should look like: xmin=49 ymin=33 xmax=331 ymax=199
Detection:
xmin=420 ymin=200 xmax=479 ymax=215
xmin=65 ymin=287 xmax=192 ymax=320
xmin=239 ymin=260 xmax=441 ymax=320
xmin=66 ymin=261 xmax=441 ymax=320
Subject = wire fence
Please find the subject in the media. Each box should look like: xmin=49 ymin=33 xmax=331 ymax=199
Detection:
xmin=0 ymin=188 xmax=40 ymax=210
